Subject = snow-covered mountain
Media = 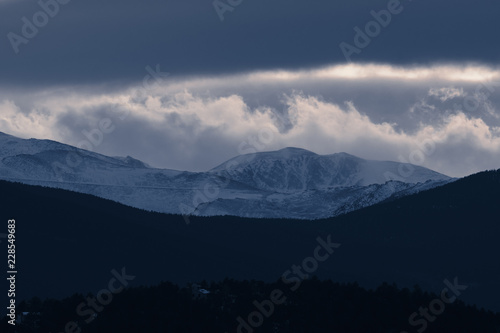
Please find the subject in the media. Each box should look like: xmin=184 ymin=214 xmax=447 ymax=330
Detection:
xmin=0 ymin=132 xmax=453 ymax=219
xmin=211 ymin=147 xmax=449 ymax=192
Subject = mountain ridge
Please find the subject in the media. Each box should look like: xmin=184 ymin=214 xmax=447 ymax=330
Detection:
xmin=0 ymin=131 xmax=453 ymax=219
xmin=211 ymin=146 xmax=450 ymax=193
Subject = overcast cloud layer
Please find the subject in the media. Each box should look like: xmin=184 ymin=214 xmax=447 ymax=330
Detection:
xmin=1 ymin=63 xmax=499 ymax=177
xmin=0 ymin=0 xmax=498 ymax=177
xmin=0 ymin=0 xmax=499 ymax=85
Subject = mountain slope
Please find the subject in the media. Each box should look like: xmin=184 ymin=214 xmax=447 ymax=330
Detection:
xmin=0 ymin=132 xmax=452 ymax=219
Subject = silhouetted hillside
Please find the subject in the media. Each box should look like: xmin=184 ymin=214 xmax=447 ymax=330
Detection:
xmin=0 ymin=169 xmax=499 ymax=318
xmin=3 ymin=278 xmax=500 ymax=332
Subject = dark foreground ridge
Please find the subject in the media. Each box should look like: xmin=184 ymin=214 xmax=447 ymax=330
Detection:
xmin=2 ymin=278 xmax=500 ymax=332
xmin=0 ymin=169 xmax=499 ymax=319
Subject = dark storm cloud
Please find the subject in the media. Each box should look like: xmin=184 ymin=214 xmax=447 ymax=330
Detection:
xmin=0 ymin=0 xmax=499 ymax=86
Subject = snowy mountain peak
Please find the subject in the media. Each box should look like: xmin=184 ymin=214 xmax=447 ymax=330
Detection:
xmin=0 ymin=131 xmax=454 ymax=219
xmin=328 ymin=152 xmax=361 ymax=159
xmin=211 ymin=148 xmax=450 ymax=193
xmin=220 ymin=147 xmax=317 ymax=165
xmin=273 ymin=147 xmax=318 ymax=157
xmin=113 ymin=156 xmax=151 ymax=168
xmin=0 ymin=131 xmax=21 ymax=143
xmin=0 ymin=132 xmax=162 ymax=183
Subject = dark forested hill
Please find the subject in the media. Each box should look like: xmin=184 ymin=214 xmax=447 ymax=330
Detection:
xmin=3 ymin=278 xmax=500 ymax=333
xmin=0 ymin=169 xmax=499 ymax=319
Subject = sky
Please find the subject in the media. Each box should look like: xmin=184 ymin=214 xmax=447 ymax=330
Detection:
xmin=0 ymin=0 xmax=499 ymax=177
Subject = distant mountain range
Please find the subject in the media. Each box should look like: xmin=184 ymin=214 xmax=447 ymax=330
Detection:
xmin=0 ymin=131 xmax=452 ymax=219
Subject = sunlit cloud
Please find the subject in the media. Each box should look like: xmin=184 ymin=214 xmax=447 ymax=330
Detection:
xmin=247 ymin=64 xmax=500 ymax=84
xmin=428 ymin=87 xmax=465 ymax=102
xmin=0 ymin=63 xmax=499 ymax=177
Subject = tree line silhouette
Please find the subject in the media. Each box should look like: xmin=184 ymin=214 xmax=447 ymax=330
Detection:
xmin=3 ymin=277 xmax=499 ymax=332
